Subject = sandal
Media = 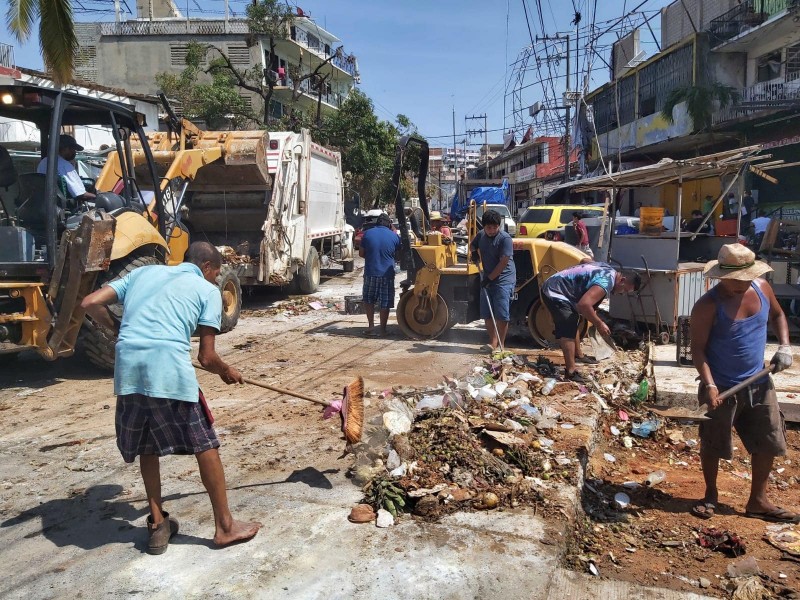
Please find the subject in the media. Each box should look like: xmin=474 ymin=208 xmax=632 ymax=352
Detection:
xmin=745 ymin=507 xmax=800 ymax=523
xmin=576 ymin=355 xmax=599 ymax=365
xmin=691 ymin=501 xmax=716 ymax=520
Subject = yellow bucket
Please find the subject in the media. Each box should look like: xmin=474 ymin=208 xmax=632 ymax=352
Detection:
xmin=639 ymin=207 xmax=664 ymax=235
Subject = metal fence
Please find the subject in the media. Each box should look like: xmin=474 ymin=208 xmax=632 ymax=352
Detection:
xmin=714 ymin=70 xmax=800 ymax=124
xmin=100 ymin=20 xmax=249 ymax=36
xmin=707 ymin=0 xmax=800 ymax=46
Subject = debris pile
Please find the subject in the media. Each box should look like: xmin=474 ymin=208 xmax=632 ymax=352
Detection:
xmin=349 ymin=351 xmax=651 ymax=525
xmin=241 ymin=296 xmax=333 ymax=318
xmin=218 ymin=244 xmax=253 ymax=265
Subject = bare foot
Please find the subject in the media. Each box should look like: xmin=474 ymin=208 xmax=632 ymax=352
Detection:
xmin=213 ymin=519 xmax=262 ymax=547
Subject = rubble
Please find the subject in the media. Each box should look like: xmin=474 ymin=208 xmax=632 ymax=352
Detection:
xmin=241 ymin=295 xmax=336 ymax=319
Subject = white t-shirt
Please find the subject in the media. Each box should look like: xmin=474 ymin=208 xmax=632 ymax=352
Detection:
xmin=37 ymin=156 xmax=86 ymax=198
xmin=752 ymin=216 xmax=771 ymax=234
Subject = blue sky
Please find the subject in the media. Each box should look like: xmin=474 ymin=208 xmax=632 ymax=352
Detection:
xmin=3 ymin=0 xmax=672 ymax=144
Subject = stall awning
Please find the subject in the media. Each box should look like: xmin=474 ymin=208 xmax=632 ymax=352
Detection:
xmin=551 ymin=145 xmax=783 ymax=193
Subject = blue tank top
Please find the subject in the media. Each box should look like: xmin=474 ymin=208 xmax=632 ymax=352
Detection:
xmin=706 ymin=282 xmax=768 ymax=388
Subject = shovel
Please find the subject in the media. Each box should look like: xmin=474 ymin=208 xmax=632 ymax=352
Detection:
xmin=588 ymin=325 xmax=616 ymax=361
xmin=645 ymin=365 xmax=775 ymax=422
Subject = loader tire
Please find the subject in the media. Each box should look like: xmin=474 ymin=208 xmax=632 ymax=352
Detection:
xmin=80 ymin=253 xmax=162 ymax=371
xmin=218 ymin=266 xmax=242 ymax=334
xmin=296 ymin=248 xmax=321 ymax=294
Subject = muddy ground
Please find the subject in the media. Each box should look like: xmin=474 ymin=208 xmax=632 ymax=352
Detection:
xmin=574 ymin=414 xmax=800 ymax=597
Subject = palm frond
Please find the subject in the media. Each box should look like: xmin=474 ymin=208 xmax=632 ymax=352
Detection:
xmin=660 ymin=86 xmax=689 ymax=125
xmin=6 ymin=0 xmax=39 ymax=41
xmin=39 ymin=0 xmax=78 ymax=83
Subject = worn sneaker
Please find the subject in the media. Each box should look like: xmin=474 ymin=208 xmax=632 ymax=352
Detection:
xmin=575 ymin=355 xmax=599 ymax=365
xmin=147 ymin=511 xmax=179 ymax=555
xmin=566 ymin=370 xmax=589 ymax=384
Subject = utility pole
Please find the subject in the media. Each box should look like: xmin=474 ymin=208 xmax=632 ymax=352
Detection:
xmin=452 ymin=106 xmax=459 ymax=201
xmin=536 ymin=34 xmax=571 ymax=183
xmin=465 ymin=113 xmax=488 ymax=178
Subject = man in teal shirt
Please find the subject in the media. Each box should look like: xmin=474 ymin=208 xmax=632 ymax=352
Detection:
xmin=82 ymin=242 xmax=260 ymax=554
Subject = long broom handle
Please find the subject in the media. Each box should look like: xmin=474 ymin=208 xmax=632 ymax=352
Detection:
xmin=716 ymin=365 xmax=775 ymax=402
xmin=193 ymin=362 xmax=331 ymax=407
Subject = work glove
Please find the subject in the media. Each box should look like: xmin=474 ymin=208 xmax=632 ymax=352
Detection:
xmin=470 ymin=250 xmax=480 ymax=264
xmin=481 ymin=277 xmax=492 ymax=289
xmin=771 ymin=345 xmax=793 ymax=373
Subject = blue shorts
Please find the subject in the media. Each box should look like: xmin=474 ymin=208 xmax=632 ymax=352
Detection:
xmin=362 ymin=275 xmax=395 ymax=309
xmin=480 ymin=280 xmax=513 ymax=321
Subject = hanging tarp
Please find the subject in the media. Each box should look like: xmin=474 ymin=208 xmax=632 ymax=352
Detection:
xmin=449 ymin=179 xmax=509 ymax=221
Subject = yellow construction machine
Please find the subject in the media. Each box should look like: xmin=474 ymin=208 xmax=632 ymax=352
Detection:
xmin=392 ymin=135 xmax=586 ymax=346
xmin=0 ymin=84 xmax=256 ymax=368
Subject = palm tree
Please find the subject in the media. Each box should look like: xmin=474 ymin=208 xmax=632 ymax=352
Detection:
xmin=660 ymin=82 xmax=740 ymax=132
xmin=6 ymin=0 xmax=77 ymax=83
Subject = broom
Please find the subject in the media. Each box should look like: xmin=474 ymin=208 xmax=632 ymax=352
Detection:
xmin=193 ymin=362 xmax=364 ymax=443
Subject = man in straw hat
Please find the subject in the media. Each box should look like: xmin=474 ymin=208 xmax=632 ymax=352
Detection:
xmin=428 ymin=211 xmax=452 ymax=239
xmin=690 ymin=243 xmax=795 ymax=521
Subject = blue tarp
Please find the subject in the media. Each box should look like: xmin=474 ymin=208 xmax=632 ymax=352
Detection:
xmin=449 ymin=178 xmax=509 ymax=221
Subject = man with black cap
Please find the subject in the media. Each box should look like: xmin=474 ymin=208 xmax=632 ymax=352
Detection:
xmin=37 ymin=134 xmax=95 ymax=201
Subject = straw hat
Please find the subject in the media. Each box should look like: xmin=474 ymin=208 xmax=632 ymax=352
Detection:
xmin=703 ymin=243 xmax=772 ymax=280
xmin=429 ymin=211 xmax=444 ymax=221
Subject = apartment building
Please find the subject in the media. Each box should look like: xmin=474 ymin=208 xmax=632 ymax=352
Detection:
xmin=73 ymin=2 xmax=359 ymax=123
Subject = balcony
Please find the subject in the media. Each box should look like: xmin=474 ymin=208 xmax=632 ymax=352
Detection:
xmin=714 ymin=71 xmax=800 ymax=124
xmin=276 ymin=75 xmax=346 ymax=110
xmin=0 ymin=42 xmax=14 ymax=69
xmin=707 ymin=0 xmax=800 ymax=49
xmin=100 ymin=19 xmax=249 ymax=36
xmin=289 ymin=28 xmax=357 ymax=77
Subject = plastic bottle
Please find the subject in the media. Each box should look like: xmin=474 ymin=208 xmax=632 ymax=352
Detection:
xmin=541 ymin=378 xmax=557 ymax=396
xmin=644 ymin=470 xmax=666 ymax=487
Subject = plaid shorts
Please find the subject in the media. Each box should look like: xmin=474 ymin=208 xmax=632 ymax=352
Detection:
xmin=116 ymin=393 xmax=219 ymax=463
xmin=362 ymin=275 xmax=396 ymax=309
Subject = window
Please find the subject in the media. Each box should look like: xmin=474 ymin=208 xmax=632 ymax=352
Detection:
xmin=520 ymin=208 xmax=554 ymax=223
xmin=559 ymin=209 xmax=602 ymax=224
xmin=757 ymin=50 xmax=782 ymax=83
xmin=787 ymin=43 xmax=800 ymax=81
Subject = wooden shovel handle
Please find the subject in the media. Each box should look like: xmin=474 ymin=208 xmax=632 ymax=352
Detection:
xmin=716 ymin=366 xmax=775 ymax=402
xmin=192 ymin=362 xmax=330 ymax=407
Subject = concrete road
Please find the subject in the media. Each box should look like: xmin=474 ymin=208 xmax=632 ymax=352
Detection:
xmin=0 ymin=260 xmax=711 ymax=599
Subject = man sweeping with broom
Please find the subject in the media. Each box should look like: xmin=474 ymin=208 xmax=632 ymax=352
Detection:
xmin=81 ymin=242 xmax=261 ymax=554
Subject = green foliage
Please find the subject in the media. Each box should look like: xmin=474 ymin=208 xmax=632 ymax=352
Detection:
xmin=317 ymin=89 xmax=400 ymax=208
xmin=6 ymin=0 xmax=77 ymax=83
xmin=245 ymin=0 xmax=294 ymax=40
xmin=660 ymin=82 xmax=740 ymax=132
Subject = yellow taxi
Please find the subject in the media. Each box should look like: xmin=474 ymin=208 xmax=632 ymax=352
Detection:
xmin=517 ymin=204 xmax=605 ymax=239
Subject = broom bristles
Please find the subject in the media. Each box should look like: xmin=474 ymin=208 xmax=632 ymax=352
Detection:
xmin=341 ymin=376 xmax=364 ymax=444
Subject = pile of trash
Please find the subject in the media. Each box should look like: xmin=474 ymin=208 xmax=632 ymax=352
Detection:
xmin=348 ymin=351 xmax=651 ymax=526
xmin=241 ymin=296 xmax=333 ymax=318
xmin=218 ymin=244 xmax=253 ymax=265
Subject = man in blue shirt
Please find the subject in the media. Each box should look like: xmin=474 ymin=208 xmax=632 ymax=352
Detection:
xmin=470 ymin=209 xmax=516 ymax=352
xmin=359 ymin=213 xmax=400 ymax=336
xmin=541 ymin=262 xmax=640 ymax=382
xmin=81 ymin=242 xmax=261 ymax=554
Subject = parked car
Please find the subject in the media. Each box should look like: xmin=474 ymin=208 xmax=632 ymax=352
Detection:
xmin=476 ymin=203 xmax=517 ymax=236
xmin=517 ymin=205 xmax=605 ymax=238
xmin=542 ymin=216 xmax=640 ymax=241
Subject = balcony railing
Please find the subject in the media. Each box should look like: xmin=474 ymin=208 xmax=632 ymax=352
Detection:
xmin=280 ymin=76 xmax=345 ymax=108
xmin=0 ymin=42 xmax=14 ymax=69
xmin=714 ymin=71 xmax=800 ymax=124
xmin=707 ymin=0 xmax=800 ymax=46
xmin=289 ymin=28 xmax=357 ymax=77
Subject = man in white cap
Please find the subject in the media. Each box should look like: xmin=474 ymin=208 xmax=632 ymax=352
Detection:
xmin=37 ymin=134 xmax=95 ymax=201
xmin=690 ymin=243 xmax=795 ymax=521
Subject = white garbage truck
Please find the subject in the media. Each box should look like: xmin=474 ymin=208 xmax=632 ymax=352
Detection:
xmin=181 ymin=128 xmax=355 ymax=295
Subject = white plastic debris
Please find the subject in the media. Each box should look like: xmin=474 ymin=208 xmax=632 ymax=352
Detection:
xmin=416 ymin=395 xmax=445 ymax=411
xmin=588 ymin=562 xmax=599 ymax=576
xmin=494 ymin=381 xmax=508 ymax=395
xmin=622 ymin=436 xmax=633 ymax=449
xmin=386 ymin=449 xmax=401 ymax=470
xmin=614 ymin=492 xmax=630 ymax=509
xmin=610 ymin=425 xmax=621 ymax=436
xmin=604 ymin=453 xmax=617 ymax=463
xmin=560 ymin=423 xmax=575 ymax=429
xmin=503 ymin=419 xmax=525 ymax=431
xmin=376 ymin=508 xmax=394 ymax=528
xmin=539 ymin=437 xmax=555 ymax=448
xmin=479 ymin=385 xmax=498 ymax=400
xmin=555 ymin=456 xmax=571 ymax=466
xmin=389 ymin=463 xmax=408 ymax=478
xmin=513 ymin=373 xmax=542 ymax=383
xmin=622 ymin=481 xmax=641 ymax=489
xmin=382 ymin=400 xmax=414 ymax=435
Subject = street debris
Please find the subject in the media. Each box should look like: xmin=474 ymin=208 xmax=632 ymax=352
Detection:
xmin=348 ymin=350 xmax=651 ymax=524
xmin=764 ymin=522 xmax=800 ymax=556
xmin=241 ymin=296 xmax=337 ymax=319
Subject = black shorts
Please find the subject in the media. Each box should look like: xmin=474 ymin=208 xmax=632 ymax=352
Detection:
xmin=116 ymin=393 xmax=219 ymax=463
xmin=541 ymin=293 xmax=580 ymax=339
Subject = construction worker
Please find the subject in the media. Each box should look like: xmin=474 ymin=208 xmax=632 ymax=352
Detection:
xmin=429 ymin=211 xmax=452 ymax=239
xmin=81 ymin=242 xmax=261 ymax=554
xmin=37 ymin=134 xmax=95 ymax=201
xmin=470 ymin=209 xmax=516 ymax=353
xmin=540 ymin=262 xmax=640 ymax=383
xmin=690 ymin=243 xmax=795 ymax=522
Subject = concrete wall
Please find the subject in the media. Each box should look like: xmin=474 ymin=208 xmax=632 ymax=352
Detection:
xmin=594 ymin=103 xmax=693 ymax=158
xmin=662 ymin=0 xmax=738 ymax=48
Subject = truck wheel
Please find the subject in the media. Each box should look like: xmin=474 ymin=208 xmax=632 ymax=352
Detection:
xmin=79 ymin=253 xmax=161 ymax=371
xmin=343 ymin=260 xmax=355 ymax=273
xmin=218 ymin=266 xmax=242 ymax=334
xmin=296 ymin=248 xmax=321 ymax=294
